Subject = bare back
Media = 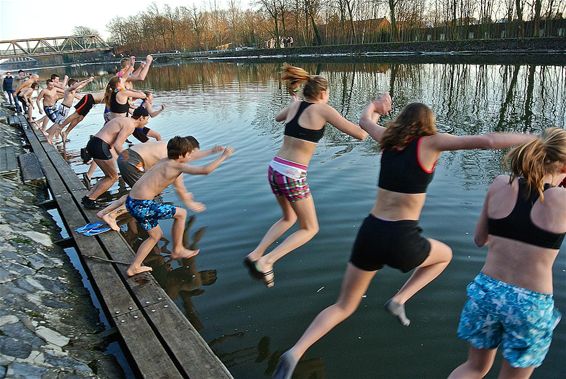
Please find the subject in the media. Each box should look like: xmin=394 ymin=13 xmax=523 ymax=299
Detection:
xmin=95 ymin=117 xmax=135 ymax=145
xmin=276 ymin=101 xmax=366 ymax=165
xmin=130 ymin=141 xmax=167 ymax=167
xmin=480 ymin=175 xmax=566 ymax=293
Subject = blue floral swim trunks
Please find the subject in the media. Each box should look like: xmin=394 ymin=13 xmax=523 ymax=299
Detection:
xmin=125 ymin=196 xmax=176 ymax=231
xmin=457 ymin=272 xmax=561 ymax=368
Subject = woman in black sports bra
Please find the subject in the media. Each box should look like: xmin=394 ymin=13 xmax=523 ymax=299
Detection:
xmin=449 ymin=128 xmax=566 ymax=379
xmin=244 ymin=64 xmax=368 ymax=287
xmin=273 ymin=99 xmax=536 ymax=379
xmin=103 ymin=76 xmax=147 ymax=122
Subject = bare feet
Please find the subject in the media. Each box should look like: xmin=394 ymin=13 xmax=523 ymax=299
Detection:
xmin=60 ymin=130 xmax=68 ymax=143
xmin=100 ymin=212 xmax=120 ymax=231
xmin=171 ymin=248 xmax=199 ymax=260
xmin=126 ymin=265 xmax=152 ymax=277
xmin=385 ymin=299 xmax=410 ymax=326
xmin=273 ymin=351 xmax=298 ymax=379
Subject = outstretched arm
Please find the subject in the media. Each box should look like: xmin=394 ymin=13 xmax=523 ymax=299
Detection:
xmin=144 ymin=102 xmax=164 ymax=118
xmin=146 ymin=129 xmax=161 ymax=141
xmin=323 ymin=105 xmax=368 ymax=140
xmin=173 ymin=175 xmax=206 ymax=212
xmin=128 ymin=55 xmax=153 ymax=82
xmin=190 ymin=146 xmax=224 ymax=161
xmin=71 ymin=77 xmax=95 ymax=92
xmin=359 ymin=93 xmax=392 ymax=143
xmin=428 ymin=132 xmax=536 ymax=152
xmin=474 ymin=192 xmax=490 ymax=247
xmin=181 ymin=147 xmax=234 ymax=175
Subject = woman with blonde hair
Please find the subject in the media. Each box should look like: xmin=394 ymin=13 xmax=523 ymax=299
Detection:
xmin=244 ymin=64 xmax=368 ymax=287
xmin=273 ymin=99 xmax=536 ymax=379
xmin=449 ymin=127 xmax=566 ymax=379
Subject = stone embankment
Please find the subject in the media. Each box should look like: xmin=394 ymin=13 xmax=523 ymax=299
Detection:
xmin=0 ymin=107 xmax=122 ymax=378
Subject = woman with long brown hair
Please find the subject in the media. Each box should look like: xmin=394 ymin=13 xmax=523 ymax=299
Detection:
xmin=244 ymin=64 xmax=368 ymax=287
xmin=103 ymin=76 xmax=146 ymax=122
xmin=449 ymin=128 xmax=566 ymax=379
xmin=273 ymin=98 xmax=535 ymax=379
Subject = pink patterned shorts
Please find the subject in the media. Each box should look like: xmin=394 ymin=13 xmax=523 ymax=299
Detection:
xmin=268 ymin=157 xmax=310 ymax=202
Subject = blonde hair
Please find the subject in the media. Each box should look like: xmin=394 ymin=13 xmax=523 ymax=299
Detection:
xmin=103 ymin=76 xmax=121 ymax=108
xmin=506 ymin=127 xmax=566 ymax=201
xmin=380 ymin=103 xmax=437 ymax=150
xmin=281 ymin=63 xmax=328 ymax=101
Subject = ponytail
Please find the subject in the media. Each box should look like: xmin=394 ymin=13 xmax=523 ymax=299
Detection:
xmin=103 ymin=76 xmax=120 ymax=108
xmin=506 ymin=127 xmax=566 ymax=201
xmin=281 ymin=63 xmax=328 ymax=101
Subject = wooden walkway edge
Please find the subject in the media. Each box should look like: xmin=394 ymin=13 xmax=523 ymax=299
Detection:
xmin=17 ymin=115 xmax=233 ymax=379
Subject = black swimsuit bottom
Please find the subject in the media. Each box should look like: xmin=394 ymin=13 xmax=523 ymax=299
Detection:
xmin=86 ymin=136 xmax=112 ymax=160
xmin=350 ymin=214 xmax=431 ymax=273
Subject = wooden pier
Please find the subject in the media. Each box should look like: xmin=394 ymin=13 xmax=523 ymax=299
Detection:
xmin=11 ymin=114 xmax=233 ymax=379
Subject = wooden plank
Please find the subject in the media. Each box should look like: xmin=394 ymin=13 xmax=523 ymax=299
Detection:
xmin=23 ymin=121 xmax=184 ymax=379
xmin=24 ymin=116 xmax=233 ymax=379
xmin=99 ymin=233 xmax=233 ymax=379
xmin=18 ymin=152 xmax=46 ymax=183
xmin=0 ymin=146 xmax=18 ymax=173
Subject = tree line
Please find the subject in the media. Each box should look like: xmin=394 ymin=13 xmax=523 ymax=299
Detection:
xmin=103 ymin=0 xmax=565 ymax=53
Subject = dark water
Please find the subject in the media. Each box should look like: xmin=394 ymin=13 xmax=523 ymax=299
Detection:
xmin=43 ymin=60 xmax=565 ymax=379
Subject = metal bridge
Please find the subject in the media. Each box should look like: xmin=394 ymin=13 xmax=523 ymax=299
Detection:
xmin=0 ymin=35 xmax=112 ymax=59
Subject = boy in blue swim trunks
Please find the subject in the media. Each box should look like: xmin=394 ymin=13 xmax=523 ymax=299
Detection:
xmin=125 ymin=136 xmax=234 ymax=277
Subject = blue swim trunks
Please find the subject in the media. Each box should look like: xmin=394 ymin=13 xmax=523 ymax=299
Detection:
xmin=457 ymin=272 xmax=561 ymax=368
xmin=125 ymin=196 xmax=176 ymax=231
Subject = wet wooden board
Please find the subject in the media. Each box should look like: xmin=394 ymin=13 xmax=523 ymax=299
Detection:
xmin=21 ymin=119 xmax=184 ymax=379
xmin=0 ymin=145 xmax=18 ymax=173
xmin=21 ymin=116 xmax=232 ymax=379
xmin=18 ymin=152 xmax=45 ymax=183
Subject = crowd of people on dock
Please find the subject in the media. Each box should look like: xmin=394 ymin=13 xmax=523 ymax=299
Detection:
xmin=2 ymin=60 xmax=564 ymax=379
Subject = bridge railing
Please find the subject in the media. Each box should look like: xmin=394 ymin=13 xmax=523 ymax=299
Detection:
xmin=0 ymin=35 xmax=112 ymax=58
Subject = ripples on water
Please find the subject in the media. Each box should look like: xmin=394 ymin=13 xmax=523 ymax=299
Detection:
xmin=43 ymin=60 xmax=565 ymax=378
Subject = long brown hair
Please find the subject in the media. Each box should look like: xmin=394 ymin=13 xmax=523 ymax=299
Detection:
xmin=281 ymin=63 xmax=328 ymax=101
xmin=103 ymin=77 xmax=120 ymax=108
xmin=506 ymin=127 xmax=566 ymax=201
xmin=380 ymin=103 xmax=437 ymax=150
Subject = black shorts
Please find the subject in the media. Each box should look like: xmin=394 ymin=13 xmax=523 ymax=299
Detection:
xmin=86 ymin=136 xmax=112 ymax=160
xmin=17 ymin=95 xmax=27 ymax=111
xmin=350 ymin=214 xmax=431 ymax=273
xmin=132 ymin=127 xmax=150 ymax=143
xmin=74 ymin=94 xmax=94 ymax=116
xmin=118 ymin=149 xmax=145 ymax=187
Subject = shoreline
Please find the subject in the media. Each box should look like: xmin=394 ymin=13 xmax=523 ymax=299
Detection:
xmin=0 ymin=105 xmax=123 ymax=378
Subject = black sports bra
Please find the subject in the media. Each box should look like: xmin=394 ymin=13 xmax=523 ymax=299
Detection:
xmin=284 ymin=101 xmax=325 ymax=143
xmin=488 ymin=179 xmax=565 ymax=249
xmin=378 ymin=137 xmax=435 ymax=194
xmin=110 ymin=91 xmax=130 ymax=114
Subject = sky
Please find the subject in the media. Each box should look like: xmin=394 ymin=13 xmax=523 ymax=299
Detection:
xmin=0 ymin=0 xmax=253 ymax=41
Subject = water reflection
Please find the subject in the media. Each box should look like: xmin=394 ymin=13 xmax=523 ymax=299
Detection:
xmin=44 ymin=59 xmax=565 ymax=378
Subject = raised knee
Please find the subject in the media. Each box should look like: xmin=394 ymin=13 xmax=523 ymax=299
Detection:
xmin=108 ymin=173 xmax=119 ymax=182
xmin=175 ymin=207 xmax=186 ymax=218
xmin=336 ymin=301 xmax=358 ymax=319
xmin=309 ymin=223 xmax=319 ymax=236
xmin=282 ymin=214 xmax=297 ymax=224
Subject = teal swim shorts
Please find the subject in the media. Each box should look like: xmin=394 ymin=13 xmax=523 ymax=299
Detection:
xmin=457 ymin=272 xmax=561 ymax=368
